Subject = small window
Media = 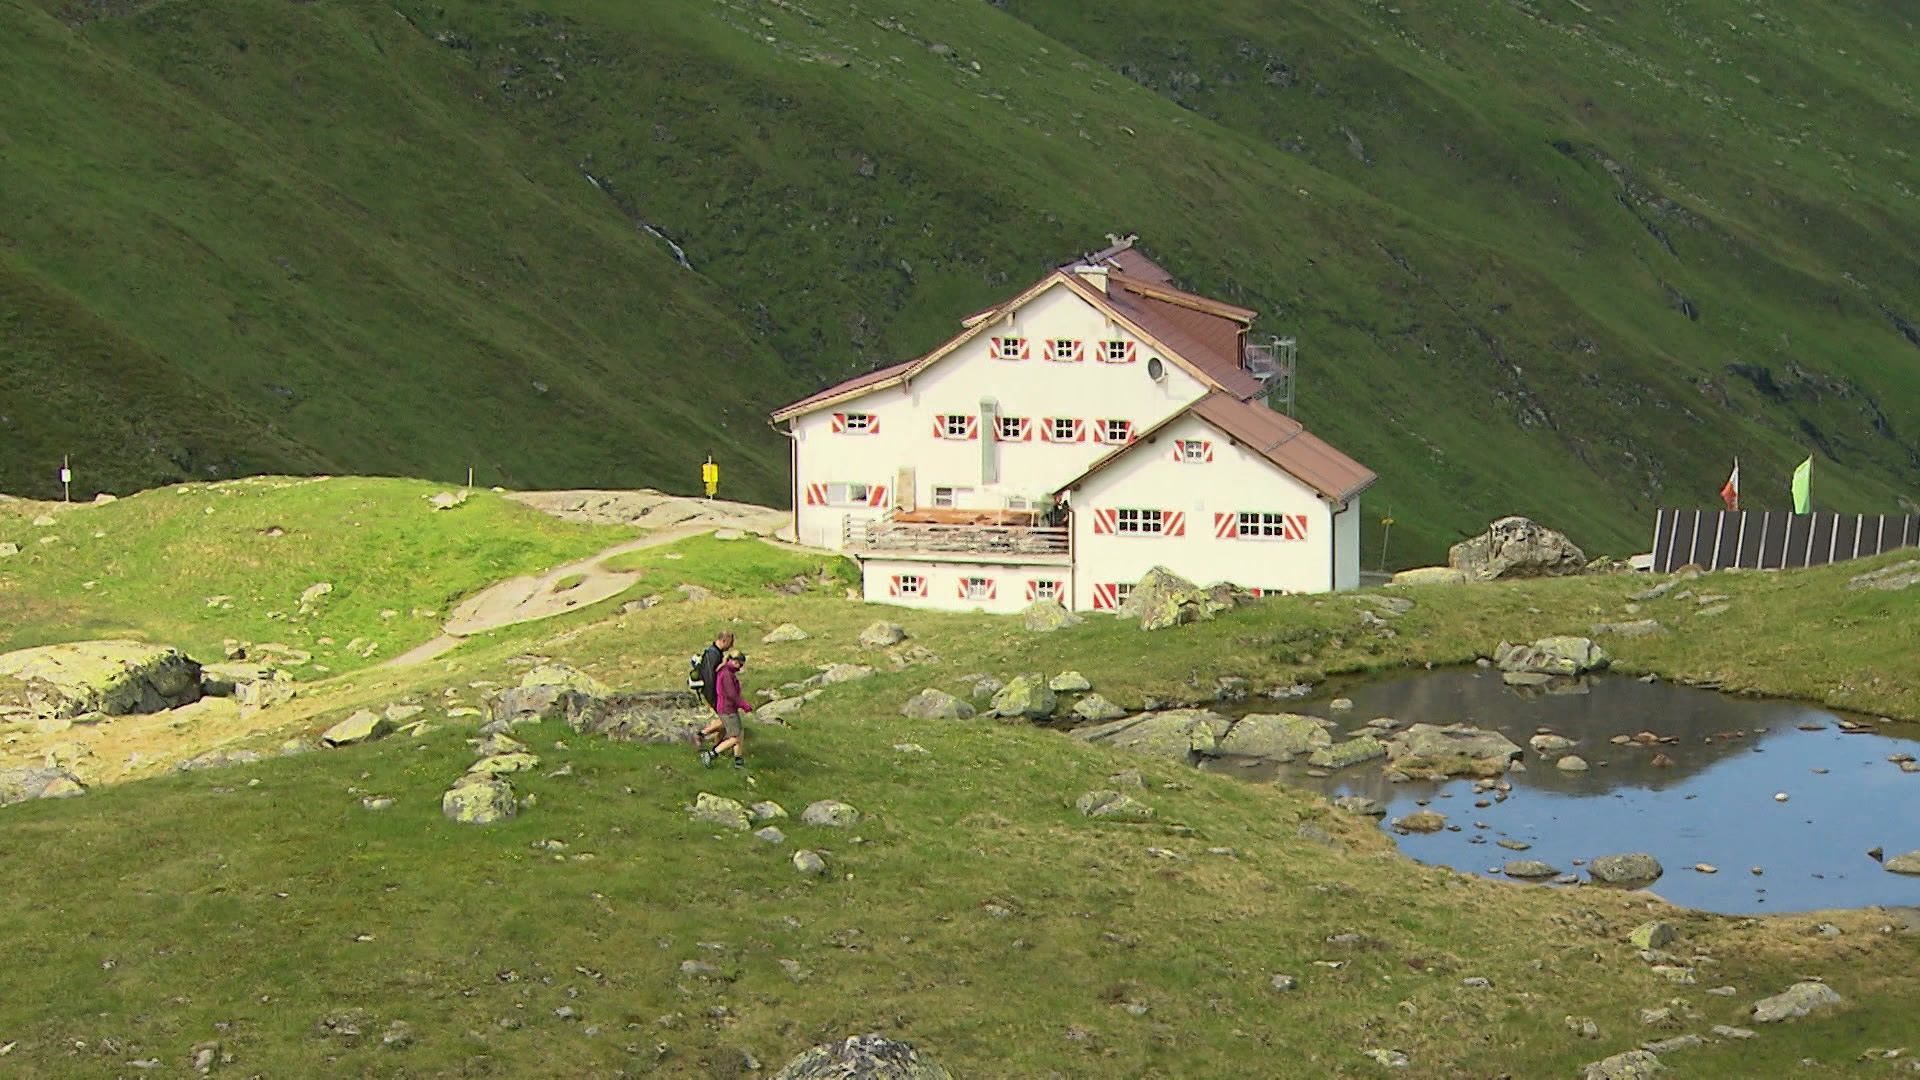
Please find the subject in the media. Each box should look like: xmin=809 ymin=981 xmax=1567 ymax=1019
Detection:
xmin=1103 ymin=340 xmax=1132 ymax=363
xmin=1032 ymin=579 xmax=1061 ymax=602
xmin=840 ymin=412 xmax=875 ymax=434
xmin=944 ymin=415 xmax=971 ymax=439
xmin=1049 ymin=417 xmax=1080 ymax=442
xmin=1116 ymin=509 xmax=1164 ymax=535
xmin=1050 ymin=338 xmax=1080 ymax=362
xmin=825 ymin=482 xmax=871 ymax=506
xmin=1237 ymin=512 xmax=1305 ymax=540
xmin=997 ymin=337 xmax=1027 ymax=361
xmin=997 ymin=416 xmax=1028 ymax=441
xmin=933 ymin=486 xmax=970 ymax=509
xmin=898 ymin=574 xmax=923 ymax=597
xmin=963 ymin=576 xmax=992 ymax=600
xmin=1114 ymin=583 xmax=1135 ymax=605
xmin=1179 ymin=439 xmax=1209 ymax=463
xmin=1102 ymin=419 xmax=1133 ymax=444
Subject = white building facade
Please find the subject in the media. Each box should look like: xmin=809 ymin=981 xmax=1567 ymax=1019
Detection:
xmin=770 ymin=242 xmax=1375 ymax=612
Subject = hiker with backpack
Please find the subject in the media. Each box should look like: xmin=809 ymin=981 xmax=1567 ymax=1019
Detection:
xmin=689 ymin=631 xmax=734 ymax=712
xmin=697 ymin=651 xmax=754 ymax=770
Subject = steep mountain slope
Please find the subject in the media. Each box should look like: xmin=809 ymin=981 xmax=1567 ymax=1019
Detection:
xmin=2 ymin=0 xmax=1916 ymax=561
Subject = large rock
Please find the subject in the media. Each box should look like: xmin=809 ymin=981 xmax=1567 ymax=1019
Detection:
xmin=564 ymin=690 xmax=708 ymax=744
xmin=1075 ymin=789 xmax=1154 ymax=821
xmin=1751 ymin=981 xmax=1843 ymax=1023
xmin=800 ymin=800 xmax=861 ymax=828
xmin=1494 ymin=637 xmax=1610 ymax=677
xmin=989 ymin=674 xmax=1057 ymax=720
xmin=1048 ymin=671 xmax=1092 ymax=693
xmin=485 ymin=663 xmax=615 ymax=729
xmin=1883 ymin=850 xmax=1920 ymax=875
xmin=1213 ymin=713 xmax=1332 ymax=760
xmin=520 ymin=662 xmax=610 ymax=697
xmin=321 ymin=709 xmax=392 ymax=747
xmin=1071 ymin=693 xmax=1128 ymax=722
xmin=1579 ymin=1050 xmax=1663 ymax=1079
xmin=818 ymin=664 xmax=875 ymax=686
xmin=442 ymin=776 xmax=516 ymax=824
xmin=900 ymin=688 xmax=974 ymax=721
xmin=0 ymin=766 xmax=87 ymax=806
xmin=1449 ymin=516 xmax=1587 ymax=580
xmin=771 ymin=1033 xmax=953 ymax=1080
xmin=1384 ymin=723 xmax=1523 ymax=778
xmin=858 ymin=621 xmax=909 ymax=648
xmin=1118 ymin=566 xmax=1237 ymax=631
xmin=1073 ymin=709 xmax=1230 ymax=759
xmin=762 ymin=623 xmax=811 ymax=643
xmin=1588 ymin=853 xmax=1664 ymax=887
xmin=0 ymin=640 xmax=203 ymax=718
xmin=1307 ymin=734 xmax=1386 ymax=769
xmin=468 ymin=752 xmax=540 ymax=777
xmin=1022 ymin=601 xmax=1082 ymax=632
xmin=689 ymin=793 xmax=752 ymax=831
xmin=1390 ymin=567 xmax=1466 ymax=586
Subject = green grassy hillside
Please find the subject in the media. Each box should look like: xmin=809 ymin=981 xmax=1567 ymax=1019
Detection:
xmin=4 ymin=0 xmax=1918 ymax=561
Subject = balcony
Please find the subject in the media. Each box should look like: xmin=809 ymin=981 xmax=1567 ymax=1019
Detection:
xmin=845 ymin=511 xmax=1069 ymax=558
xmin=1242 ymin=336 xmax=1295 ymax=384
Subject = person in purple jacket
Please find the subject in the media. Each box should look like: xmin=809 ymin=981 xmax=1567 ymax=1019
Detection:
xmin=697 ymin=651 xmax=755 ymax=770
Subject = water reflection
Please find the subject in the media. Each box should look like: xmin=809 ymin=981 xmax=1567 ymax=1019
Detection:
xmin=1200 ymin=670 xmax=1920 ymax=914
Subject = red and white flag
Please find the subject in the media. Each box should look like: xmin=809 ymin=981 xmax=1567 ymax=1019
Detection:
xmin=1719 ymin=459 xmax=1740 ymax=511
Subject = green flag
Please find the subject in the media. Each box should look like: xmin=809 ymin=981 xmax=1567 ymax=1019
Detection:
xmin=1790 ymin=456 xmax=1813 ymax=513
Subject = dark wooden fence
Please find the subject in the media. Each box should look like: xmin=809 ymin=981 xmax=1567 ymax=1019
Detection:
xmin=1650 ymin=509 xmax=1920 ymax=573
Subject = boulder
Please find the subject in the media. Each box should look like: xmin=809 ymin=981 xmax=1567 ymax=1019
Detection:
xmin=198 ymin=662 xmax=278 ymax=698
xmin=1390 ymin=567 xmax=1466 ymax=586
xmin=1556 ymin=755 xmax=1591 ymax=772
xmin=758 ymin=697 xmax=808 ymax=724
xmin=1384 ymin=723 xmax=1523 ymax=778
xmin=800 ymin=800 xmax=861 ymax=828
xmin=1331 ymin=795 xmax=1385 ymax=817
xmin=1494 ymin=636 xmax=1610 ymax=677
xmin=1070 ymin=694 xmax=1128 ymax=722
xmin=858 ymin=621 xmax=909 ymax=648
xmin=520 ymin=663 xmax=610 ymax=697
xmin=1118 ymin=567 xmax=1236 ymax=631
xmin=0 ymin=766 xmax=87 ymax=806
xmin=0 ymin=542 xmax=17 ymax=559
xmin=689 ymin=793 xmax=751 ymax=831
xmin=1214 ymin=713 xmax=1331 ymax=760
xmin=770 ymin=1033 xmax=954 ymax=1080
xmin=762 ymin=623 xmax=811 ymax=643
xmin=1071 ymin=709 xmax=1230 ymax=760
xmin=1075 ymin=789 xmax=1154 ymax=821
xmin=1588 ymin=853 xmax=1664 ymax=887
xmin=1394 ymin=811 xmax=1447 ymax=833
xmin=792 ymin=850 xmax=829 ymax=877
xmin=989 ymin=674 xmax=1057 ymax=720
xmin=0 ymin=640 xmax=203 ymax=718
xmin=1306 ymin=734 xmax=1386 ymax=770
xmin=442 ymin=777 xmax=516 ymax=824
xmin=1751 ymin=981 xmax=1843 ymax=1023
xmin=1627 ymin=921 xmax=1676 ymax=949
xmin=750 ymin=801 xmax=788 ymax=822
xmin=322 ymin=710 xmax=392 ymax=747
xmin=564 ymin=690 xmax=709 ymax=745
xmin=1449 ymin=516 xmax=1587 ymax=580
xmin=1883 ymin=850 xmax=1920 ymax=875
xmin=1503 ymin=860 xmax=1559 ymax=879
xmin=900 ymin=688 xmax=974 ymax=721
xmin=468 ymin=752 xmax=541 ymax=777
xmin=1529 ymin=734 xmax=1574 ymax=755
xmin=1579 ymin=1050 xmax=1663 ymax=1080
xmin=1047 ymin=671 xmax=1092 ymax=693
xmin=818 ymin=663 xmax=875 ymax=686
xmin=1022 ymin=601 xmax=1083 ymax=632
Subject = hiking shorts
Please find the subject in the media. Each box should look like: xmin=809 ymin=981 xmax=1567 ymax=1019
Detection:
xmin=722 ymin=712 xmax=744 ymax=739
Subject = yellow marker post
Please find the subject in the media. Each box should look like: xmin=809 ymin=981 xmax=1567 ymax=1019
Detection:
xmin=702 ymin=458 xmax=720 ymax=499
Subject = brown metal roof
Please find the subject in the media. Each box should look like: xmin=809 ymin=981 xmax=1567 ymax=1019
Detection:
xmin=769 ymin=356 xmax=919 ymax=419
xmin=1057 ymin=392 xmax=1376 ymax=503
xmin=1104 ymin=280 xmax=1267 ymax=401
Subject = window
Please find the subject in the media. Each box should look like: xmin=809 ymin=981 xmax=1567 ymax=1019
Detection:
xmin=933 ymin=486 xmax=970 ymax=509
xmin=1179 ymin=439 xmax=1210 ymax=463
xmin=1236 ymin=512 xmax=1307 ymax=540
xmin=1116 ymin=509 xmax=1164 ymax=535
xmin=1048 ymin=417 xmax=1081 ymax=443
xmin=963 ymin=576 xmax=993 ymax=600
xmin=995 ymin=337 xmax=1027 ymax=361
xmin=1101 ymin=419 xmax=1133 ymax=444
xmin=1031 ymin=579 xmax=1061 ymax=602
xmin=838 ymin=412 xmax=875 ymax=434
xmin=1102 ymin=340 xmax=1134 ymax=364
xmin=896 ymin=574 xmax=923 ymax=597
xmin=945 ymin=415 xmax=970 ymax=439
xmin=1048 ymin=338 xmax=1082 ymax=362
xmin=934 ymin=413 xmax=978 ymax=440
xmin=825 ymin=482 xmax=872 ymax=506
xmin=997 ymin=416 xmax=1029 ymax=442
xmin=1114 ymin=583 xmax=1134 ymax=605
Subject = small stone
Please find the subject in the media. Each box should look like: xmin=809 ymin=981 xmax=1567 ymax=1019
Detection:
xmin=1774 ymin=792 xmax=1789 ymax=802
xmin=1461 ymin=977 xmax=1491 ymax=989
xmin=1556 ymin=755 xmax=1591 ymax=772
xmin=1361 ymin=1048 xmax=1408 ymax=1068
xmin=754 ymin=827 xmax=786 ymax=844
xmin=792 ymin=850 xmax=828 ymax=877
xmin=1504 ymin=860 xmax=1559 ymax=879
xmin=381 ymin=1020 xmax=414 ymax=1048
xmin=1705 ymin=986 xmax=1737 ymax=997
xmin=1693 ymin=863 xmax=1718 ymax=874
xmin=1564 ymin=1015 xmax=1600 ymax=1039
xmin=1710 ymin=1024 xmax=1755 ymax=1040
xmin=761 ymin=623 xmax=810 ymax=643
xmin=1328 ymin=698 xmax=1355 ymax=711
xmin=1269 ymin=973 xmax=1298 ymax=991
xmin=1642 ymin=1034 xmax=1702 ymax=1055
xmin=361 ymin=796 xmax=395 ymax=811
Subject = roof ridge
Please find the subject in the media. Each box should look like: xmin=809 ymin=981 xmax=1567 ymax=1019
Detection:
xmin=1111 ymin=277 xmax=1256 ymax=323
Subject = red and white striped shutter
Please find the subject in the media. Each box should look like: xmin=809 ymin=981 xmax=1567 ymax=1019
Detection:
xmin=1019 ymin=418 xmax=1032 ymax=441
xmin=1071 ymin=340 xmax=1085 ymax=362
xmin=1214 ymin=512 xmax=1238 ymax=539
xmin=831 ymin=413 xmax=847 ymax=433
xmin=1020 ymin=339 xmax=1031 ymax=361
xmin=964 ymin=416 xmax=979 ymax=440
xmin=984 ymin=579 xmax=997 ymax=600
xmin=889 ymin=575 xmax=903 ymax=597
xmin=1092 ymin=583 xmax=1118 ymax=610
xmin=1026 ymin=580 xmax=1039 ymax=602
xmin=991 ymin=337 xmax=1004 ymax=360
xmin=1170 ymin=444 xmax=1183 ymax=463
xmin=1285 ymin=514 xmax=1309 ymax=541
xmin=867 ymin=486 xmax=888 ymax=507
xmin=1073 ymin=419 xmax=1087 ymax=443
xmin=1092 ymin=508 xmax=1118 ymax=535
xmin=1164 ymin=511 xmax=1186 ymax=537
xmin=1202 ymin=441 xmax=1215 ymax=463
xmin=932 ymin=415 xmax=947 ymax=439
xmin=868 ymin=415 xmax=880 ymax=435
xmin=1122 ymin=341 xmax=1136 ymax=363
xmin=1248 ymin=587 xmax=1265 ymax=598
xmin=805 ymin=484 xmax=827 ymax=506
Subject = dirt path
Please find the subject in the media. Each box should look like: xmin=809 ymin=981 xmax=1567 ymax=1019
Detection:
xmin=386 ymin=493 xmax=790 ymax=668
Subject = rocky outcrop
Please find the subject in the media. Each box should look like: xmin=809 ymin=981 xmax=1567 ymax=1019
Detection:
xmin=0 ymin=640 xmax=202 ymax=718
xmin=1307 ymin=735 xmax=1386 ymax=769
xmin=565 ymin=691 xmax=709 ymax=744
xmin=1117 ymin=567 xmax=1240 ymax=631
xmin=1494 ymin=636 xmax=1610 ymax=677
xmin=1022 ymin=601 xmax=1082 ymax=632
xmin=0 ymin=766 xmax=87 ymax=806
xmin=771 ymin=1034 xmax=953 ymax=1080
xmin=1384 ymin=723 xmax=1523 ymax=778
xmin=1449 ymin=516 xmax=1586 ymax=580
xmin=1073 ymin=709 xmax=1230 ymax=759
xmin=900 ymin=688 xmax=974 ymax=721
xmin=1848 ymin=560 xmax=1920 ymax=592
xmin=1212 ymin=713 xmax=1331 ymax=760
xmin=989 ymin=674 xmax=1057 ymax=720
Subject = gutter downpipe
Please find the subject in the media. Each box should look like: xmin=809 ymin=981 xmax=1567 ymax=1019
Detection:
xmin=1329 ymin=498 xmax=1342 ymax=593
xmin=769 ymin=418 xmax=799 ymax=543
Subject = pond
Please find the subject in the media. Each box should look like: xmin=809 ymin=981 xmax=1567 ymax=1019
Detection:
xmin=1195 ymin=670 xmax=1920 ymax=914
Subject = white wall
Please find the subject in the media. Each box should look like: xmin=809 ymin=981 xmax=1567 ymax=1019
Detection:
xmin=860 ymin=556 xmax=1072 ymax=615
xmin=790 ymin=277 xmax=1210 ymax=549
xmin=1334 ymin=499 xmax=1363 ymax=591
xmin=1066 ymin=413 xmax=1342 ymax=608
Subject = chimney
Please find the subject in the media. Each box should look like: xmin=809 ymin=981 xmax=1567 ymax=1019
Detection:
xmin=1073 ymin=263 xmax=1109 ymax=293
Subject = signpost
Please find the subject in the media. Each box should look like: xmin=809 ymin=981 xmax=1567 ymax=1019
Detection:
xmin=60 ymin=456 xmax=72 ymax=503
xmin=702 ymin=457 xmax=720 ymax=500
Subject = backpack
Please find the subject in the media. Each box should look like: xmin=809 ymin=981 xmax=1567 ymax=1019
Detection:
xmin=687 ymin=653 xmax=706 ymax=692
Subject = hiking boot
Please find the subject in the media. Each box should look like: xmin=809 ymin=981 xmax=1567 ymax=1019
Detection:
xmin=699 ymin=749 xmax=716 ymax=768
xmin=732 ymin=757 xmax=747 ymax=771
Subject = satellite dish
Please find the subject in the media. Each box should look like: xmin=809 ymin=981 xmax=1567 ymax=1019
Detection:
xmin=1146 ymin=356 xmax=1165 ymax=382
